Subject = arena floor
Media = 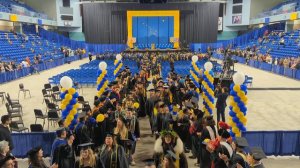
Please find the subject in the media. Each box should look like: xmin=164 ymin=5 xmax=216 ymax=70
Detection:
xmin=1 ymin=57 xmax=300 ymax=167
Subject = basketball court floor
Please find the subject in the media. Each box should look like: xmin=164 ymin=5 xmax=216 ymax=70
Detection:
xmin=0 ymin=57 xmax=299 ymax=167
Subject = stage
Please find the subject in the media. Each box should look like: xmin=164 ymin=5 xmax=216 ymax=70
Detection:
xmin=123 ymin=48 xmax=189 ymax=53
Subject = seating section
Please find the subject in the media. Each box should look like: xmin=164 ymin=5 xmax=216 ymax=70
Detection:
xmin=0 ymin=31 xmax=64 ymax=64
xmin=0 ymin=0 xmax=47 ymax=19
xmin=253 ymin=0 xmax=300 ymax=19
xmin=49 ymin=60 xmax=139 ymax=85
xmin=235 ymin=29 xmax=300 ymax=59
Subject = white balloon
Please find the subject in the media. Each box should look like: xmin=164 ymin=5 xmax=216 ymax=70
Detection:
xmin=98 ymin=61 xmax=107 ymax=70
xmin=192 ymin=55 xmax=198 ymax=62
xmin=60 ymin=76 xmax=73 ymax=89
xmin=204 ymin=62 xmax=213 ymax=71
xmin=116 ymin=54 xmax=122 ymax=61
xmin=233 ymin=72 xmax=246 ymax=85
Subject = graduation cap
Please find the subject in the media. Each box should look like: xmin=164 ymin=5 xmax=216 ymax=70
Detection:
xmin=78 ymin=142 xmax=94 ymax=151
xmin=108 ymin=81 xmax=118 ymax=87
xmin=163 ymin=83 xmax=169 ymax=88
xmin=250 ymin=147 xmax=267 ymax=161
xmin=27 ymin=146 xmax=42 ymax=158
xmin=235 ymin=137 xmax=249 ymax=148
xmin=78 ymin=112 xmax=86 ymax=119
xmin=143 ymin=158 xmax=155 ymax=166
xmin=148 ymin=88 xmax=155 ymax=92
xmin=166 ymin=150 xmax=179 ymax=161
xmin=0 ymin=155 xmax=15 ymax=167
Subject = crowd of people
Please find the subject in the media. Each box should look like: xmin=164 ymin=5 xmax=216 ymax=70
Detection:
xmin=215 ymin=30 xmax=300 ymax=70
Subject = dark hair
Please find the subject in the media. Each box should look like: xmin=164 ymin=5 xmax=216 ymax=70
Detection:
xmin=206 ymin=116 xmax=215 ymax=126
xmin=1 ymin=115 xmax=10 ymax=124
xmin=222 ymin=87 xmax=228 ymax=93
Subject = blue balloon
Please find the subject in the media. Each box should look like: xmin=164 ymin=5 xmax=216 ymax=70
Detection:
xmin=230 ymin=131 xmax=236 ymax=138
xmin=241 ymin=85 xmax=247 ymax=92
xmin=73 ymin=92 xmax=79 ymax=98
xmin=60 ymin=92 xmax=66 ymax=99
xmin=234 ymin=97 xmax=241 ymax=104
xmin=232 ymin=117 xmax=239 ymax=123
xmin=229 ymin=111 xmax=236 ymax=117
xmin=66 ymin=105 xmax=73 ymax=111
xmin=229 ymin=106 xmax=233 ymax=111
xmin=237 ymin=123 xmax=243 ymax=129
xmin=241 ymin=126 xmax=247 ymax=132
xmin=97 ymin=70 xmax=102 ymax=76
xmin=62 ymin=109 xmax=69 ymax=118
xmin=97 ymin=85 xmax=101 ymax=91
xmin=70 ymin=98 xmax=77 ymax=105
xmin=230 ymin=84 xmax=234 ymax=90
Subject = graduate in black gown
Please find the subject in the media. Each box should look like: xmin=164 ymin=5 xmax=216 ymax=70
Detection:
xmin=55 ymin=130 xmax=76 ymax=168
xmin=97 ymin=133 xmax=129 ymax=168
xmin=92 ymin=97 xmax=109 ymax=147
xmin=153 ymin=130 xmax=188 ymax=168
xmin=247 ymin=147 xmax=267 ymax=168
xmin=74 ymin=113 xmax=92 ymax=155
xmin=75 ymin=143 xmax=102 ymax=168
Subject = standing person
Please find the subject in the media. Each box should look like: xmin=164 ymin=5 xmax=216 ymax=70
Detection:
xmin=113 ymin=117 xmax=135 ymax=165
xmin=50 ymin=128 xmax=67 ymax=164
xmin=153 ymin=130 xmax=188 ymax=168
xmin=154 ymin=104 xmax=173 ymax=137
xmin=0 ymin=115 xmax=13 ymax=151
xmin=74 ymin=114 xmax=91 ymax=155
xmin=88 ymin=52 xmax=93 ymax=62
xmin=200 ymin=116 xmax=218 ymax=168
xmin=27 ymin=146 xmax=58 ymax=168
xmin=125 ymin=108 xmax=140 ymax=166
xmin=215 ymin=87 xmax=229 ymax=122
xmin=97 ymin=133 xmax=129 ymax=168
xmin=75 ymin=143 xmax=101 ymax=168
xmin=247 ymin=147 xmax=267 ymax=168
xmin=55 ymin=131 xmax=76 ymax=168
xmin=0 ymin=155 xmax=15 ymax=168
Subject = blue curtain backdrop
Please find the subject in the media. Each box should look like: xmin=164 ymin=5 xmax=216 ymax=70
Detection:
xmin=11 ymin=131 xmax=300 ymax=158
xmin=132 ymin=16 xmax=174 ymax=48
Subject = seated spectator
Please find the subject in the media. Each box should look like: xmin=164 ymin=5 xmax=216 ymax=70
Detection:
xmin=279 ymin=38 xmax=285 ymax=45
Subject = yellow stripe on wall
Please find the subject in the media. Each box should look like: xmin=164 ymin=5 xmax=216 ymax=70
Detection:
xmin=127 ymin=10 xmax=180 ymax=49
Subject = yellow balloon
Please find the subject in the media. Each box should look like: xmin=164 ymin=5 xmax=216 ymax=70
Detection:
xmin=62 ymin=99 xmax=68 ymax=105
xmin=232 ymin=127 xmax=239 ymax=134
xmin=236 ymin=113 xmax=243 ymax=119
xmin=133 ymin=102 xmax=140 ymax=109
xmin=60 ymin=104 xmax=66 ymax=109
xmin=68 ymin=88 xmax=76 ymax=95
xmin=70 ymin=109 xmax=77 ymax=115
xmin=96 ymin=114 xmax=105 ymax=122
xmin=65 ymin=94 xmax=72 ymax=101
xmin=61 ymin=88 xmax=66 ymax=92
xmin=233 ymin=85 xmax=240 ymax=91
xmin=204 ymin=71 xmax=209 ymax=75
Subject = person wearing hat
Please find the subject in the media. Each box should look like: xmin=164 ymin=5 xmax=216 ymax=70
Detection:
xmin=27 ymin=146 xmax=58 ymax=168
xmin=50 ymin=128 xmax=66 ymax=164
xmin=0 ymin=155 xmax=15 ymax=168
xmin=200 ymin=116 xmax=218 ymax=168
xmin=55 ymin=130 xmax=76 ymax=168
xmin=230 ymin=137 xmax=250 ymax=168
xmin=74 ymin=113 xmax=92 ymax=156
xmin=145 ymin=88 xmax=159 ymax=136
xmin=153 ymin=130 xmax=188 ymax=168
xmin=97 ymin=133 xmax=129 ymax=168
xmin=153 ymin=104 xmax=173 ymax=139
xmin=92 ymin=96 xmax=109 ymax=147
xmin=172 ymin=107 xmax=190 ymax=153
xmin=247 ymin=147 xmax=266 ymax=168
xmin=75 ymin=143 xmax=100 ymax=168
xmin=113 ymin=116 xmax=135 ymax=165
xmin=125 ymin=108 xmax=140 ymax=166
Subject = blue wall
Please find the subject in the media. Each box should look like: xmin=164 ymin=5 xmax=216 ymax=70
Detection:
xmin=132 ymin=16 xmax=174 ymax=48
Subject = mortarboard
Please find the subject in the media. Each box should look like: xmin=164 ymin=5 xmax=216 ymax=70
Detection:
xmin=250 ymin=147 xmax=267 ymax=160
xmin=143 ymin=158 xmax=155 ymax=166
xmin=148 ymin=88 xmax=155 ymax=92
xmin=235 ymin=137 xmax=249 ymax=148
xmin=78 ymin=112 xmax=86 ymax=119
xmin=185 ymin=102 xmax=194 ymax=109
xmin=78 ymin=142 xmax=94 ymax=150
xmin=166 ymin=150 xmax=179 ymax=161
